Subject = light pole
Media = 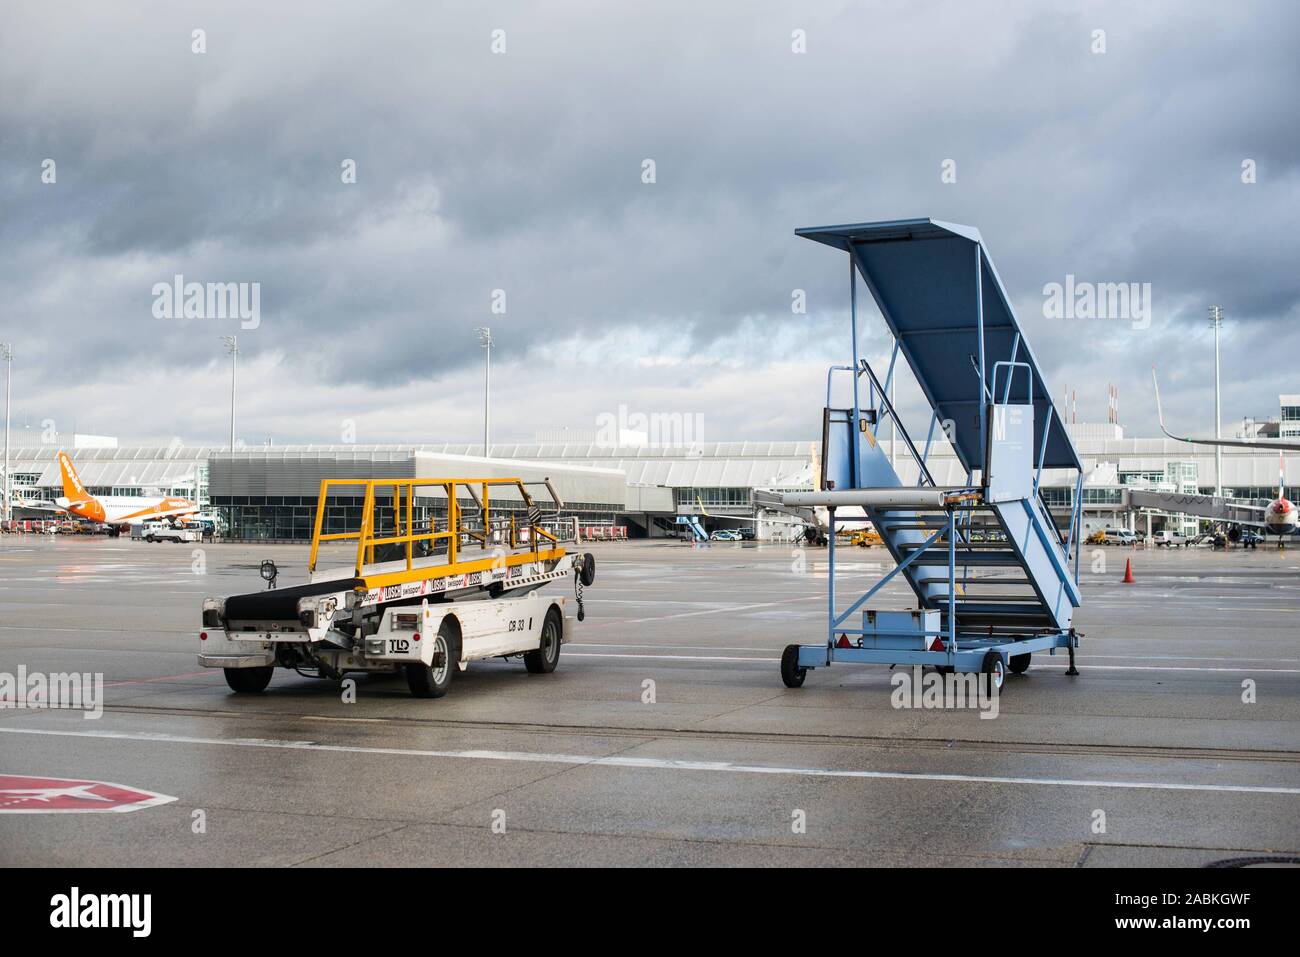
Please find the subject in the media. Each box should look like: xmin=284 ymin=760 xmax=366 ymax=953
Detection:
xmin=1209 ymin=306 xmax=1223 ymax=499
xmin=475 ymin=327 xmax=493 ymax=456
xmin=1 ymin=342 xmax=11 ymax=523
xmin=221 ymin=335 xmax=238 ymax=452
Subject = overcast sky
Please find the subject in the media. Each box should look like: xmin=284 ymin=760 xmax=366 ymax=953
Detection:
xmin=2 ymin=1 xmax=1297 ymax=449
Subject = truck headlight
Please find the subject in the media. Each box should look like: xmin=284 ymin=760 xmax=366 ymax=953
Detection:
xmin=201 ymin=598 xmax=225 ymax=628
xmin=297 ymin=596 xmax=338 ymax=629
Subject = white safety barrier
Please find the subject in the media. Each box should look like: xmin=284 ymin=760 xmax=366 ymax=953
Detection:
xmin=579 ymin=525 xmax=628 ymax=541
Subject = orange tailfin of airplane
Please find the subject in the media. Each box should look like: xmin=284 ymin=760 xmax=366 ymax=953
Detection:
xmin=58 ymin=451 xmax=91 ymax=502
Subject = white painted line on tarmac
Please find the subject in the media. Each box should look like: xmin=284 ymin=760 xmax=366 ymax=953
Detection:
xmin=621 ymin=595 xmax=824 ymax=623
xmin=1078 ymin=654 xmax=1300 ymax=663
xmin=570 ymin=652 xmax=778 ymax=662
xmin=569 ymin=644 xmax=1300 ymax=664
xmin=1035 ymin=664 xmax=1300 ymax=673
xmin=571 ymin=642 xmax=780 ymax=652
xmin=564 ymin=652 xmax=1300 ymax=673
xmin=2 ymin=726 xmax=1297 ymax=796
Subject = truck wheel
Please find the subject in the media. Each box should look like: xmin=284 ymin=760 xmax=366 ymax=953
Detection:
xmin=981 ymin=652 xmax=1006 ymax=692
xmin=224 ymin=666 xmax=274 ymax=693
xmin=407 ymin=621 xmax=458 ymax=698
xmin=780 ymin=644 xmax=806 ymax=688
xmin=524 ymin=608 xmax=563 ymax=674
xmin=1008 ymin=653 xmax=1031 ymax=674
xmin=579 ymin=553 xmax=596 ymax=586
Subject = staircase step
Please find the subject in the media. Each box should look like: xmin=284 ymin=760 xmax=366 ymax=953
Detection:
xmin=953 ymin=608 xmax=1054 ymax=622
xmin=899 ymin=544 xmax=1019 ymax=555
xmin=916 ymin=576 xmax=1031 ymax=585
xmin=898 ymin=550 xmax=1023 ymax=566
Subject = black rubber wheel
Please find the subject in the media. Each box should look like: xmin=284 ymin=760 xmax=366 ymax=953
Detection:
xmin=579 ymin=553 xmax=596 ymax=586
xmin=981 ymin=651 xmax=1006 ymax=692
xmin=524 ymin=608 xmax=562 ymax=674
xmin=224 ymin=666 xmax=273 ymax=693
xmin=780 ymin=644 xmax=806 ymax=688
xmin=1008 ymin=653 xmax=1031 ymax=674
xmin=406 ymin=620 xmax=458 ymax=698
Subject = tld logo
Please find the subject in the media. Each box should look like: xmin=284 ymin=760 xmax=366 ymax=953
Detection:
xmin=50 ymin=886 xmax=151 ymax=937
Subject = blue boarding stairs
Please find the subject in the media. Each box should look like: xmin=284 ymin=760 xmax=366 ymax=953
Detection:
xmin=779 ymin=219 xmax=1085 ymax=692
xmin=674 ymin=515 xmax=709 ymax=542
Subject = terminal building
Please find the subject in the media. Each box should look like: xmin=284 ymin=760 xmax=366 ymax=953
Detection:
xmin=3 ymin=407 xmax=1296 ymax=541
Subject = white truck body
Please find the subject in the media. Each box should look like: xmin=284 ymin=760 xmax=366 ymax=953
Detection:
xmin=199 ymin=592 xmax=572 ymax=673
xmin=136 ymin=521 xmax=200 ymax=543
xmin=199 ymin=550 xmax=594 ymax=697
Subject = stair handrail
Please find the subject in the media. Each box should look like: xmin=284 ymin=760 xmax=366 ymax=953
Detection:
xmin=856 ymin=358 xmax=937 ymax=488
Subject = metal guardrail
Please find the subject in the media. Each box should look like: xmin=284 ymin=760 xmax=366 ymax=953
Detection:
xmin=306 ymin=477 xmax=564 ymax=589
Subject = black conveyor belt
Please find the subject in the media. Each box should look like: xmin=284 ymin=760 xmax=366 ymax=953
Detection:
xmin=224 ymin=578 xmax=357 ymax=620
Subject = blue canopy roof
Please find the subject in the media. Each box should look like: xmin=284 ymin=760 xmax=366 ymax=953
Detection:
xmin=796 ymin=218 xmax=1082 ymax=472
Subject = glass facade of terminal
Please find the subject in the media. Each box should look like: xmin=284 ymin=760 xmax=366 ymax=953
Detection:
xmin=1039 ymin=487 xmax=1124 ymax=507
xmin=673 ymin=486 xmax=752 ymax=508
xmin=210 ymin=495 xmax=619 ymax=541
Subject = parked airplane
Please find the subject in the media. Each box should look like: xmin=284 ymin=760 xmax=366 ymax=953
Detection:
xmin=1151 ymin=368 xmax=1296 ymax=543
xmin=54 ymin=451 xmax=198 ymax=531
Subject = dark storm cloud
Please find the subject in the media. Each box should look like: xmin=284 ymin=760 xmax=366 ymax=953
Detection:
xmin=1 ymin=0 xmax=1297 ymax=439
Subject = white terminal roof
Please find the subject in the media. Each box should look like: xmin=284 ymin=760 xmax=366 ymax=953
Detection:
xmin=415 ymin=441 xmax=820 ymax=489
xmin=7 ymin=444 xmax=216 ymax=488
xmin=7 ymin=434 xmax=1293 ymax=496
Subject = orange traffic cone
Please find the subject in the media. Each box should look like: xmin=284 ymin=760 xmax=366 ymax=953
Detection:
xmin=1122 ymin=558 xmax=1135 ymax=584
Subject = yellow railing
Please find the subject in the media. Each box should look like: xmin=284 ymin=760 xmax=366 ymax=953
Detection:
xmin=307 ymin=477 xmax=563 ymax=588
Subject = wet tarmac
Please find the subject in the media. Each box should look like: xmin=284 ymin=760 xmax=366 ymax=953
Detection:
xmin=2 ymin=535 xmax=1298 ymax=866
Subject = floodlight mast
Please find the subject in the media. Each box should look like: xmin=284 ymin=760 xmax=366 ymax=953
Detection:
xmin=476 ymin=327 xmax=494 ymax=456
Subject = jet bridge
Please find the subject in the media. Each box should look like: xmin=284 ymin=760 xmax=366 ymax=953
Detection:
xmin=780 ymin=219 xmax=1085 ymax=692
xmin=1124 ymin=488 xmax=1271 ymax=527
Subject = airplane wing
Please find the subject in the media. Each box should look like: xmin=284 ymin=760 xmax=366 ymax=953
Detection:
xmin=13 ymin=499 xmax=64 ymax=513
xmin=106 ymin=502 xmax=199 ymax=526
xmin=752 ymin=489 xmax=827 ymax=528
xmin=1153 ymin=368 xmax=1300 ymax=450
xmin=152 ymin=504 xmax=200 ymax=520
